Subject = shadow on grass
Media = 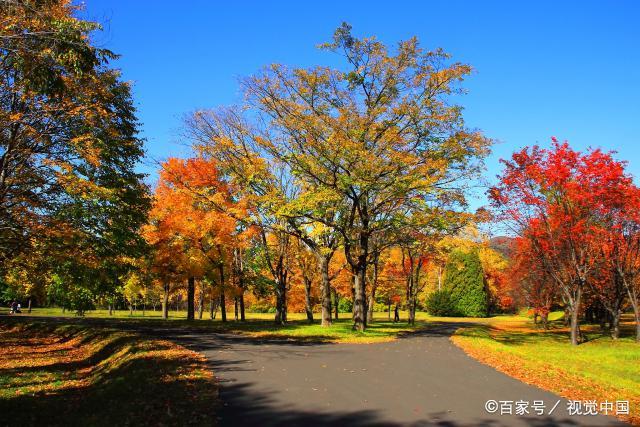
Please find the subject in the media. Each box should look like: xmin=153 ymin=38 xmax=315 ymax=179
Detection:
xmin=457 ymin=320 xmax=638 ymax=347
xmin=10 ymin=314 xmax=441 ymax=345
xmin=0 ymin=319 xmax=218 ymax=427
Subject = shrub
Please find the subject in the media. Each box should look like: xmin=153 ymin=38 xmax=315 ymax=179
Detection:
xmin=373 ymin=302 xmax=391 ymax=313
xmin=338 ymin=298 xmax=353 ymax=313
xmin=248 ymin=301 xmax=273 ymax=313
xmin=425 ymin=289 xmax=456 ymax=316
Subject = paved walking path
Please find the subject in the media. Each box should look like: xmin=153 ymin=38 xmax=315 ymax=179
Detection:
xmin=164 ymin=322 xmax=627 ymax=427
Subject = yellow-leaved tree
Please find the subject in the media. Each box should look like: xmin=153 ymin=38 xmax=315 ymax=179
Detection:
xmin=186 ymin=23 xmax=490 ymax=330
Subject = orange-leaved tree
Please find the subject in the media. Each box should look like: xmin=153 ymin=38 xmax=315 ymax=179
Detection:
xmin=144 ymin=157 xmax=242 ymax=321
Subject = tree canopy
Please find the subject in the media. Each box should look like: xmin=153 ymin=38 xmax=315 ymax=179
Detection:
xmin=0 ymin=0 xmax=149 ymax=309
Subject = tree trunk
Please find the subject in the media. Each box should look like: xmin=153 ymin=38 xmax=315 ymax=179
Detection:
xmin=388 ymin=298 xmax=391 ymax=320
xmin=239 ymin=292 xmax=245 ymax=321
xmin=353 ymin=263 xmax=367 ymax=331
xmin=611 ymin=309 xmax=621 ymax=340
xmin=274 ymin=276 xmax=287 ymax=325
xmin=408 ymin=295 xmax=416 ymax=325
xmin=234 ymin=297 xmax=239 ymax=321
xmin=407 ymin=274 xmax=416 ymax=325
xmin=319 ymin=255 xmax=332 ymax=327
xmin=219 ymin=290 xmax=226 ymax=322
xmin=405 ymin=260 xmax=416 ymax=326
xmin=218 ymin=265 xmax=227 ymax=323
xmin=187 ymin=276 xmax=195 ymax=320
xmin=351 ymin=275 xmax=356 ymax=320
xmin=209 ymin=288 xmax=215 ymax=320
xmin=162 ymin=283 xmax=169 ymax=319
xmin=212 ymin=303 xmax=218 ymax=320
xmin=630 ymin=299 xmax=640 ymax=342
xmin=304 ymin=276 xmax=314 ymax=323
xmin=109 ymin=304 xmax=113 ymax=316
xmin=27 ymin=298 xmax=32 ymax=313
xmin=569 ymin=290 xmax=582 ymax=346
xmin=351 ymin=230 xmax=369 ymax=331
xmin=129 ymin=303 xmax=133 ymax=316
xmin=198 ymin=286 xmax=204 ymax=320
xmin=367 ymin=257 xmax=379 ymax=324
xmin=234 ymin=247 xmax=246 ymax=322
xmin=625 ymin=287 xmax=639 ymax=342
xmin=333 ymin=288 xmax=339 ymax=319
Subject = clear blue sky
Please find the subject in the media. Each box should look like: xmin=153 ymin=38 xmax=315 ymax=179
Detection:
xmin=81 ymin=0 xmax=640 ymax=209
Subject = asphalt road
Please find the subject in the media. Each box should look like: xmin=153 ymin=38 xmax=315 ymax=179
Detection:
xmin=165 ymin=322 xmax=628 ymax=427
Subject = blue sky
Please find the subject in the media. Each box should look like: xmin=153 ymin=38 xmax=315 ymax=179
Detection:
xmin=81 ymin=0 xmax=640 ymax=208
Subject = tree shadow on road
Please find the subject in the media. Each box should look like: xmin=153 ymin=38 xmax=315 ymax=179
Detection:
xmin=214 ymin=380 xmax=595 ymax=427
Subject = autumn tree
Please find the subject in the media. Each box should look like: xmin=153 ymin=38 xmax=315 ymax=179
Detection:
xmin=230 ymin=224 xmax=256 ymax=321
xmin=400 ymin=239 xmax=430 ymax=325
xmin=294 ymin=218 xmax=344 ymax=327
xmin=376 ymin=249 xmax=406 ymax=319
xmin=292 ymin=238 xmax=319 ymax=322
xmin=599 ymin=183 xmax=640 ymax=340
xmin=509 ymin=237 xmax=557 ymax=328
xmin=491 ymin=140 xmax=635 ymax=344
xmin=142 ymin=209 xmax=188 ymax=320
xmin=0 ymin=0 xmax=149 ymax=308
xmin=479 ymin=244 xmax=513 ymax=313
xmin=143 ymin=158 xmax=240 ymax=321
xmin=188 ymin=23 xmax=489 ymax=331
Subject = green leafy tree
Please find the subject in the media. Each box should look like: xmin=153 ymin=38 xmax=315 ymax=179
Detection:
xmin=1 ymin=0 xmax=149 ymax=306
xmin=444 ymin=249 xmax=488 ymax=317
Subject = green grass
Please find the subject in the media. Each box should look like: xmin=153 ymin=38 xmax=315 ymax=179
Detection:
xmin=11 ymin=306 xmax=547 ymax=343
xmin=0 ymin=319 xmax=218 ymax=426
xmin=12 ymin=307 xmax=439 ymax=343
xmin=216 ymin=316 xmax=426 ymax=343
xmin=452 ymin=312 xmax=640 ymax=425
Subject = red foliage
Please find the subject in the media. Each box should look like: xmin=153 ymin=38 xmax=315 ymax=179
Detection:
xmin=491 ymin=139 xmax=640 ymax=340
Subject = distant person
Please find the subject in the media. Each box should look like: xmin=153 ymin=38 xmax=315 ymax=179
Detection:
xmin=393 ymin=304 xmax=400 ymax=323
xmin=16 ymin=303 xmax=21 ymax=313
xmin=10 ymin=300 xmax=18 ymax=314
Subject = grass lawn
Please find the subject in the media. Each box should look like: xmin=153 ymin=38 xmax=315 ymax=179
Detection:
xmin=5 ymin=307 xmax=569 ymax=344
xmin=0 ymin=318 xmax=218 ymax=426
xmin=13 ymin=307 xmax=435 ymax=343
xmin=451 ymin=312 xmax=640 ymax=426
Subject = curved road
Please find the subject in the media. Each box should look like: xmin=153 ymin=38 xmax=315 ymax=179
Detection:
xmin=165 ymin=322 xmax=627 ymax=427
